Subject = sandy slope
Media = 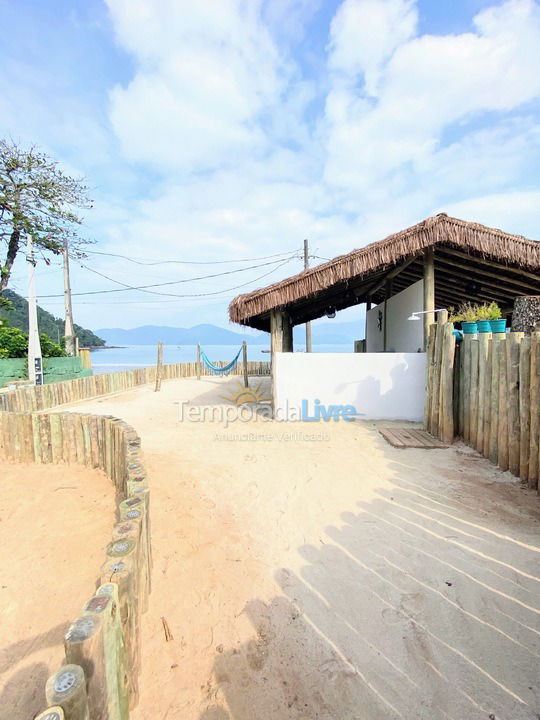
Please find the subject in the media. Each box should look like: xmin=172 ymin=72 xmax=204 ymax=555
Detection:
xmin=67 ymin=376 xmax=540 ymax=720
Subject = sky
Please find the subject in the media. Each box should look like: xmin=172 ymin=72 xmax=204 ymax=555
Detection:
xmin=1 ymin=0 xmax=539 ymax=332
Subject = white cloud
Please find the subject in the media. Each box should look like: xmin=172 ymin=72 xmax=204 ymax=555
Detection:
xmin=107 ymin=0 xmax=291 ymax=171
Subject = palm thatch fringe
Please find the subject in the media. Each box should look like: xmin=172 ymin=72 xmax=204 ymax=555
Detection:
xmin=229 ymin=214 xmax=540 ymax=324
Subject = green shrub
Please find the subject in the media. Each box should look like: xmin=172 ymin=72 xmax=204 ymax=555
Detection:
xmin=0 ymin=326 xmax=27 ymax=357
xmin=0 ymin=326 xmax=66 ymax=358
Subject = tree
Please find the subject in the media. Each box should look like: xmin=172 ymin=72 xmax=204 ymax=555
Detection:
xmin=0 ymin=326 xmax=66 ymax=358
xmin=0 ymin=139 xmax=92 ymax=292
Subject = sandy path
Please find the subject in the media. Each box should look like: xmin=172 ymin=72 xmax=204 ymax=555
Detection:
xmin=67 ymin=376 xmax=540 ymax=720
xmin=0 ymin=463 xmax=114 ymax=719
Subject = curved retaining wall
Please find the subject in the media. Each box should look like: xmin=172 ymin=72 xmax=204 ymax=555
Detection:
xmin=0 ymin=411 xmax=150 ymax=719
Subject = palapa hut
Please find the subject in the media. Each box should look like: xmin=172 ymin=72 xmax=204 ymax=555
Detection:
xmin=229 ymin=214 xmax=540 ymax=354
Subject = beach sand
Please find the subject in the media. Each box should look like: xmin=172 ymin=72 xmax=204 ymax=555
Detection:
xmin=57 ymin=375 xmax=540 ymax=719
xmin=0 ymin=463 xmax=114 ymax=720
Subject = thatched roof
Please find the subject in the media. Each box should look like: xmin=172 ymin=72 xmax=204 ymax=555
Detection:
xmin=229 ymin=214 xmax=540 ymax=330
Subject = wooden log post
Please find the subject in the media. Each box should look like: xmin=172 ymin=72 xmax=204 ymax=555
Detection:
xmin=462 ymin=334 xmax=473 ymax=443
xmin=476 ymin=332 xmax=491 ymax=452
xmin=488 ymin=334 xmax=505 ymax=464
xmin=64 ymin=615 xmax=106 ymax=719
xmin=154 ymin=341 xmax=163 ymax=392
xmin=440 ymin=321 xmax=455 ymax=444
xmin=498 ymin=341 xmax=509 ymax=471
xmin=429 ymin=311 xmax=448 ymax=438
xmin=242 ymin=340 xmax=248 ymax=389
xmin=83 ymin=589 xmax=129 ymax=720
xmin=424 ymin=324 xmax=437 ymax=431
xmin=469 ymin=339 xmax=479 ymax=449
xmin=100 ymin=557 xmax=138 ymax=708
xmin=507 ymin=332 xmax=524 ymax=477
xmin=423 ymin=249 xmax=435 ymax=351
xmin=519 ymin=336 xmax=531 ymax=483
xmin=196 ymin=343 xmax=201 ymax=381
xmin=529 ymin=334 xmax=540 ymax=490
xmin=45 ymin=665 xmax=88 ymax=720
xmin=97 ymin=583 xmax=129 ymax=720
xmin=35 ymin=707 xmax=65 ymax=720
xmin=483 ymin=337 xmax=493 ymax=456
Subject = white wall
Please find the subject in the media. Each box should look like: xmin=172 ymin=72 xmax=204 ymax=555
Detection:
xmin=366 ymin=280 xmax=424 ymax=353
xmin=273 ymin=352 xmax=426 ymax=421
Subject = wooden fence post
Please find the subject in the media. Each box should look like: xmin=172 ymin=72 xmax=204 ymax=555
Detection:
xmin=498 ymin=341 xmax=509 ymax=471
xmin=242 ymin=340 xmax=248 ymax=389
xmin=196 ymin=344 xmax=201 ymax=381
xmin=45 ymin=665 xmax=88 ymax=720
xmin=470 ymin=339 xmax=479 ymax=448
xmin=430 ymin=310 xmax=448 ymax=438
xmin=529 ymin=333 xmax=540 ymax=490
xmin=154 ymin=341 xmax=163 ymax=393
xmin=519 ymin=336 xmax=531 ymax=483
xmin=440 ymin=322 xmax=455 ymax=444
xmin=424 ymin=324 xmax=436 ymax=431
xmin=507 ymin=332 xmax=524 ymax=477
xmin=488 ymin=334 xmax=504 ymax=464
xmin=476 ymin=332 xmax=491 ymax=453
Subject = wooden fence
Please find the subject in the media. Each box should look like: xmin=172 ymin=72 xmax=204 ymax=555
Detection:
xmin=0 ymin=360 xmax=270 ymax=413
xmin=0 ymin=410 xmax=150 ymax=719
xmin=425 ymin=316 xmax=540 ymax=492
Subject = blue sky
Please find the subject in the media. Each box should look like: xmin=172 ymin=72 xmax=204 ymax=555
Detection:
xmin=1 ymin=0 xmax=539 ymax=331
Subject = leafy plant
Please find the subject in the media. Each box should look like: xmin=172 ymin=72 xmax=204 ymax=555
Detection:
xmin=486 ymin=301 xmax=502 ymax=320
xmin=0 ymin=326 xmax=27 ymax=357
xmin=448 ymin=307 xmax=463 ymax=323
xmin=0 ymin=326 xmax=66 ymax=358
xmin=476 ymin=303 xmax=491 ymax=321
xmin=458 ymin=302 xmax=480 ymax=323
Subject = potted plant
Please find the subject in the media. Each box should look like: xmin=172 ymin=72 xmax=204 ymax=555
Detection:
xmin=459 ymin=302 xmax=479 ymax=334
xmin=486 ymin=301 xmax=506 ymax=333
xmin=476 ymin=303 xmax=492 ymax=333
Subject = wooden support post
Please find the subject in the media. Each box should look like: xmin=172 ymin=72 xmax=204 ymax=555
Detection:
xmin=242 ymin=340 xmax=248 ymax=389
xmin=423 ymin=249 xmax=435 ymax=351
xmin=519 ymin=336 xmax=531 ymax=483
xmin=529 ymin=333 xmax=540 ymax=489
xmin=196 ymin=343 xmax=201 ymax=380
xmin=45 ymin=665 xmax=88 ymax=720
xmin=484 ymin=338 xmax=493 ymax=456
xmin=507 ymin=332 xmax=524 ymax=477
xmin=154 ymin=341 xmax=163 ymax=392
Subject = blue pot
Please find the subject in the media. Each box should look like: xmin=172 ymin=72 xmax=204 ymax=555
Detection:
xmin=461 ymin=321 xmax=478 ymax=334
xmin=477 ymin=320 xmax=491 ymax=333
xmin=489 ymin=318 xmax=507 ymax=333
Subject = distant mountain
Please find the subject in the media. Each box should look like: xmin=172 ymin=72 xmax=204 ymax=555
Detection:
xmin=95 ymin=319 xmax=364 ymax=346
xmin=1 ymin=289 xmax=105 ymax=347
xmin=94 ymin=323 xmax=266 ymax=346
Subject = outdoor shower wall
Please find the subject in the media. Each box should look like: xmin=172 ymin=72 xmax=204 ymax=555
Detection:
xmin=273 ymin=352 xmax=426 ymax=421
xmin=366 ymin=280 xmax=424 ymax=353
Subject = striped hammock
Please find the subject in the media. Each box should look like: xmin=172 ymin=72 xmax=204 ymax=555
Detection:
xmin=200 ymin=347 xmax=242 ymax=375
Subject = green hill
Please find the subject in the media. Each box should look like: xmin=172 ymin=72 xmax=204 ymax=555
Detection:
xmin=0 ymin=289 xmax=105 ymax=347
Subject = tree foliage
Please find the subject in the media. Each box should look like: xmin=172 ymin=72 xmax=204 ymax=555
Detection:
xmin=0 ymin=139 xmax=92 ymax=291
xmin=0 ymin=326 xmax=66 ymax=358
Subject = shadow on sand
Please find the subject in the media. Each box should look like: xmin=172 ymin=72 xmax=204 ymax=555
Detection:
xmin=199 ymin=465 xmax=540 ymax=719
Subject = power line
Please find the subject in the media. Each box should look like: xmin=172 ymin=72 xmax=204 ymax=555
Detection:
xmin=39 ymin=256 xmax=297 ymax=298
xmin=77 ymin=248 xmax=300 ymax=265
xmin=38 ymin=257 xmax=295 ymax=303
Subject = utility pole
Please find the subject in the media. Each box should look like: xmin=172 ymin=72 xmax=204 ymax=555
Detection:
xmin=63 ymin=237 xmax=76 ymax=356
xmin=304 ymin=238 xmax=312 ymax=353
xmin=26 ymin=234 xmax=43 ymax=386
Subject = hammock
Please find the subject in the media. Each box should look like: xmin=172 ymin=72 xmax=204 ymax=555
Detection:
xmin=200 ymin=347 xmax=242 ymax=375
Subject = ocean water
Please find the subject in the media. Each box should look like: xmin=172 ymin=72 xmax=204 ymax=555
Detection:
xmin=90 ymin=343 xmax=353 ymax=374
